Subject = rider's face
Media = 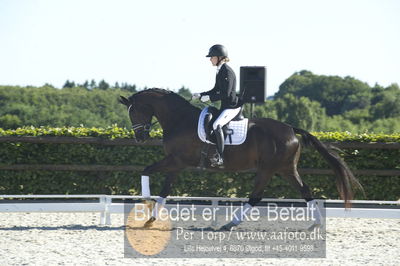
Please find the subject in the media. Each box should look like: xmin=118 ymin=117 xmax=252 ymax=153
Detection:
xmin=210 ymin=56 xmax=219 ymax=66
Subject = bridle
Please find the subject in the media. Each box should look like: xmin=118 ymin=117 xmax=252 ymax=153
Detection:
xmin=132 ymin=123 xmax=152 ymax=132
xmin=128 ymin=104 xmax=159 ymax=133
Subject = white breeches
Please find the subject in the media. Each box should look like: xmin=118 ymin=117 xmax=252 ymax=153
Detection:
xmin=212 ymin=107 xmax=242 ymax=130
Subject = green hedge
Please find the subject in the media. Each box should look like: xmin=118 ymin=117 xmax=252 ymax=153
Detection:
xmin=0 ymin=126 xmax=399 ymax=200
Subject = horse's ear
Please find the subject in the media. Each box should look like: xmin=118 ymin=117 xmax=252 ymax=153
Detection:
xmin=119 ymin=96 xmax=130 ymax=106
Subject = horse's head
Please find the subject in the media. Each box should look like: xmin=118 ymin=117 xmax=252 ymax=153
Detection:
xmin=119 ymin=95 xmax=154 ymax=143
xmin=120 ymin=88 xmax=198 ymax=142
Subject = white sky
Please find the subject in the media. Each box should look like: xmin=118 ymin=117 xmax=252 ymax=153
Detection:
xmin=0 ymin=0 xmax=399 ymax=96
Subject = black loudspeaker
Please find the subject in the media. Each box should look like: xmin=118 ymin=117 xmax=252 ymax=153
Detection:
xmin=240 ymin=66 xmax=267 ymax=103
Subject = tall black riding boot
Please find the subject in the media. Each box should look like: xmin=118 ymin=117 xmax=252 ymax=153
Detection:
xmin=212 ymin=125 xmax=225 ymax=166
xmin=204 ymin=113 xmax=213 ymax=141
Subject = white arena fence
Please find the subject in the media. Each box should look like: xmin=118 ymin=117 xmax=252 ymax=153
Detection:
xmin=0 ymin=195 xmax=399 ymax=226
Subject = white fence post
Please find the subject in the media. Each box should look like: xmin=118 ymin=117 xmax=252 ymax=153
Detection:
xmin=99 ymin=196 xmax=111 ymax=225
xmin=105 ymin=196 xmax=111 ymax=225
xmin=211 ymin=199 xmax=219 ymax=228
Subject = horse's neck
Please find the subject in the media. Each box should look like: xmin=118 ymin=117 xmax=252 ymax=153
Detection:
xmin=152 ymin=101 xmax=200 ymax=132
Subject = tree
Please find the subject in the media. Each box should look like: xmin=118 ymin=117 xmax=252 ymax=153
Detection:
xmin=43 ymin=83 xmax=54 ymax=88
xmin=0 ymin=85 xmax=131 ymax=128
xmin=275 ymin=70 xmax=372 ymax=116
xmin=370 ymin=83 xmax=400 ymax=119
xmin=82 ymin=80 xmax=89 ymax=89
xmin=342 ymin=108 xmax=370 ymax=124
xmin=63 ymin=80 xmax=76 ymax=88
xmin=177 ymin=86 xmax=192 ymax=99
xmin=89 ymin=79 xmax=97 ymax=90
xmin=0 ymin=114 xmax=22 ymax=129
xmin=272 ymin=94 xmax=327 ymax=131
xmin=120 ymin=83 xmax=137 ymax=93
xmin=369 ymin=117 xmax=400 ymax=133
xmin=98 ymin=80 xmax=110 ymax=90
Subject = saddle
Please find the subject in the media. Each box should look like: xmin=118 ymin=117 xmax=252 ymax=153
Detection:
xmin=197 ymin=107 xmax=249 ymax=145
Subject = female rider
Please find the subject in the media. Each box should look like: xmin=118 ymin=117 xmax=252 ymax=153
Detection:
xmin=193 ymin=44 xmax=241 ymax=166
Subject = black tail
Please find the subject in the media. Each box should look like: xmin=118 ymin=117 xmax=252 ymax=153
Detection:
xmin=293 ymin=127 xmax=364 ymax=208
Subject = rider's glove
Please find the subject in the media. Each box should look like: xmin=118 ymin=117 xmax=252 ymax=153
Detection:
xmin=192 ymin=93 xmax=201 ymax=99
xmin=200 ymin=95 xmax=210 ymax=102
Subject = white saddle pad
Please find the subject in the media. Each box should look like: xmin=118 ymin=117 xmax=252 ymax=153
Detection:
xmin=197 ymin=107 xmax=249 ymax=145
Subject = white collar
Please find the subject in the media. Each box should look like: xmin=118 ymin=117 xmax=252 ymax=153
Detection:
xmin=216 ymin=62 xmax=225 ymax=74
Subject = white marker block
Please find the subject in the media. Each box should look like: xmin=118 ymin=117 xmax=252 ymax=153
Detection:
xmin=141 ymin=175 xmax=151 ymax=198
xmin=307 ymin=199 xmax=323 ymax=225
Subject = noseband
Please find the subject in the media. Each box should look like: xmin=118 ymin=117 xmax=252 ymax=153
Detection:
xmin=132 ymin=123 xmax=152 ymax=132
xmin=128 ymin=104 xmax=159 ymax=133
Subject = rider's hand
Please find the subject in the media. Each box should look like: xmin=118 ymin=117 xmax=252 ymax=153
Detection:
xmin=192 ymin=93 xmax=201 ymax=99
xmin=200 ymin=95 xmax=210 ymax=102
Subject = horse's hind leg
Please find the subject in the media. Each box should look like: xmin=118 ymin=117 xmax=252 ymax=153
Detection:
xmin=220 ymin=169 xmax=274 ymax=230
xmin=281 ymin=168 xmax=324 ymax=228
xmin=281 ymin=168 xmax=312 ymax=200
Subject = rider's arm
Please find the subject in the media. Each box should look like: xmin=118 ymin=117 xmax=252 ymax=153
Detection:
xmin=200 ymin=82 xmax=221 ymax=102
xmin=201 ymin=88 xmax=219 ymax=101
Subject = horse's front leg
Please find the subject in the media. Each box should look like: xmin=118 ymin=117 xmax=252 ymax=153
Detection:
xmin=140 ymin=155 xmax=184 ymax=228
xmin=143 ymin=171 xmax=180 ymax=228
xmin=141 ymin=154 xmax=184 ymax=199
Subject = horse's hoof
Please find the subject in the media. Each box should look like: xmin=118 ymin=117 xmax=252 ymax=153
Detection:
xmin=144 ymin=216 xmax=156 ymax=228
xmin=210 ymin=163 xmax=225 ymax=169
xmin=219 ymin=221 xmax=237 ymax=231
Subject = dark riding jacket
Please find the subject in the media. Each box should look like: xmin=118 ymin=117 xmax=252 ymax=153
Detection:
xmin=201 ymin=63 xmax=239 ymax=110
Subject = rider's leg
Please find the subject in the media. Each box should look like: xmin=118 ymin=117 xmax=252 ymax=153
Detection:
xmin=204 ymin=113 xmax=213 ymax=141
xmin=214 ymin=125 xmax=224 ymax=165
xmin=211 ymin=107 xmax=241 ymax=165
xmin=212 ymin=107 xmax=242 ymax=130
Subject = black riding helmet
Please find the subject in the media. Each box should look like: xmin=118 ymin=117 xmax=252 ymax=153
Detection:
xmin=206 ymin=44 xmax=228 ymax=57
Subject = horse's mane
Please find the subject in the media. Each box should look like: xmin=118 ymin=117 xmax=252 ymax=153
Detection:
xmin=129 ymin=88 xmax=198 ymax=110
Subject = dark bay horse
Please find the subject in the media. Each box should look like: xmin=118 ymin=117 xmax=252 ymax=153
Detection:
xmin=119 ymin=88 xmax=362 ymax=229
